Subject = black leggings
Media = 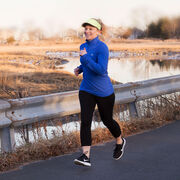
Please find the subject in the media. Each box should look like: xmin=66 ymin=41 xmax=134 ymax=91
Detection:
xmin=79 ymin=90 xmax=121 ymax=146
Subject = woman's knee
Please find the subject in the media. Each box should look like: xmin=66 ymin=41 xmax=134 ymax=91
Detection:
xmin=81 ymin=120 xmax=91 ymax=128
xmin=102 ymin=118 xmax=113 ymax=127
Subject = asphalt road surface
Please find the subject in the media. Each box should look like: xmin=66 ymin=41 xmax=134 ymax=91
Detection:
xmin=1 ymin=120 xmax=180 ymax=180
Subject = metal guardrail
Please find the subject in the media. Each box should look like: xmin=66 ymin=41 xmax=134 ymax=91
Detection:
xmin=0 ymin=75 xmax=180 ymax=152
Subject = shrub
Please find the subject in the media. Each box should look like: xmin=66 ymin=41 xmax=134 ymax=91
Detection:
xmin=6 ymin=36 xmax=15 ymax=44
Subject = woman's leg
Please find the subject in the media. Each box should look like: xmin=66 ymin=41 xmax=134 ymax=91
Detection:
xmin=96 ymin=93 xmax=126 ymax=160
xmin=79 ymin=91 xmax=96 ymax=158
xmin=96 ymin=93 xmax=122 ymax=142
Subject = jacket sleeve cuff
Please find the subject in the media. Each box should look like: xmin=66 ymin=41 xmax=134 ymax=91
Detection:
xmin=78 ymin=65 xmax=83 ymax=73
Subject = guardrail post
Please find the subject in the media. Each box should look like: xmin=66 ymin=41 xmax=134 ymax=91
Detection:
xmin=0 ymin=127 xmax=15 ymax=152
xmin=128 ymin=102 xmax=138 ymax=118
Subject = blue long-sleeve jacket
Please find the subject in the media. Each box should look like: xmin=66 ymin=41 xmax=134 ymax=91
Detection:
xmin=78 ymin=36 xmax=114 ymax=97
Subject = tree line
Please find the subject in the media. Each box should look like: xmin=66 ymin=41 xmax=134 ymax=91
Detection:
xmin=146 ymin=16 xmax=180 ymax=39
xmin=1 ymin=16 xmax=180 ymax=43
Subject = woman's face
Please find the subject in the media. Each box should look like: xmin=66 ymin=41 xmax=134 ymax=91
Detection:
xmin=84 ymin=25 xmax=100 ymax=41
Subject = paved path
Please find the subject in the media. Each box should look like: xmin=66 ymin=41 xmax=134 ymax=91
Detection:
xmin=1 ymin=120 xmax=180 ymax=180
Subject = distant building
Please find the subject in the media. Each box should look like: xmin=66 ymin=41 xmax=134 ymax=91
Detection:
xmin=14 ymin=31 xmax=30 ymax=41
xmin=128 ymin=28 xmax=145 ymax=39
xmin=61 ymin=28 xmax=79 ymax=42
xmin=0 ymin=29 xmax=31 ymax=43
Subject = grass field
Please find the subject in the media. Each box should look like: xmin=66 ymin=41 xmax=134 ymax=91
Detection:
xmin=1 ymin=39 xmax=180 ymax=54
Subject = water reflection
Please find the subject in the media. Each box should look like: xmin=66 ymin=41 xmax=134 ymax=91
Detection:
xmin=150 ymin=59 xmax=180 ymax=69
xmin=61 ymin=58 xmax=180 ymax=83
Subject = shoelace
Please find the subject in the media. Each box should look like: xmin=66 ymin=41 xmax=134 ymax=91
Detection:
xmin=81 ymin=154 xmax=89 ymax=160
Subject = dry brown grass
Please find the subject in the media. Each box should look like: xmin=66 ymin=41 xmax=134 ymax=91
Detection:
xmin=0 ymin=59 xmax=82 ymax=99
xmin=0 ymin=94 xmax=179 ymax=172
xmin=108 ymin=39 xmax=180 ymax=51
xmin=0 ymin=39 xmax=179 ymax=56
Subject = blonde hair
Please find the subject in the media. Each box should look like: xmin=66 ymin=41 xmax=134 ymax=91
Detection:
xmin=92 ymin=18 xmax=107 ymax=41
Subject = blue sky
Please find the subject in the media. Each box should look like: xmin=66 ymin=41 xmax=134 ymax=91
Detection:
xmin=0 ymin=0 xmax=180 ymax=34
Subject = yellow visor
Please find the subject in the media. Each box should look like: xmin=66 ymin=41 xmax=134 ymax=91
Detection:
xmin=82 ymin=18 xmax=101 ymax=30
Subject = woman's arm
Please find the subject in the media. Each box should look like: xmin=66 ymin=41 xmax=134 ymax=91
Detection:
xmin=80 ymin=44 xmax=109 ymax=75
xmin=78 ymin=65 xmax=83 ymax=74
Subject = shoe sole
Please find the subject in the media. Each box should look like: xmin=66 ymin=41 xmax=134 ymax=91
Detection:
xmin=114 ymin=138 xmax=126 ymax=160
xmin=74 ymin=159 xmax=91 ymax=167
